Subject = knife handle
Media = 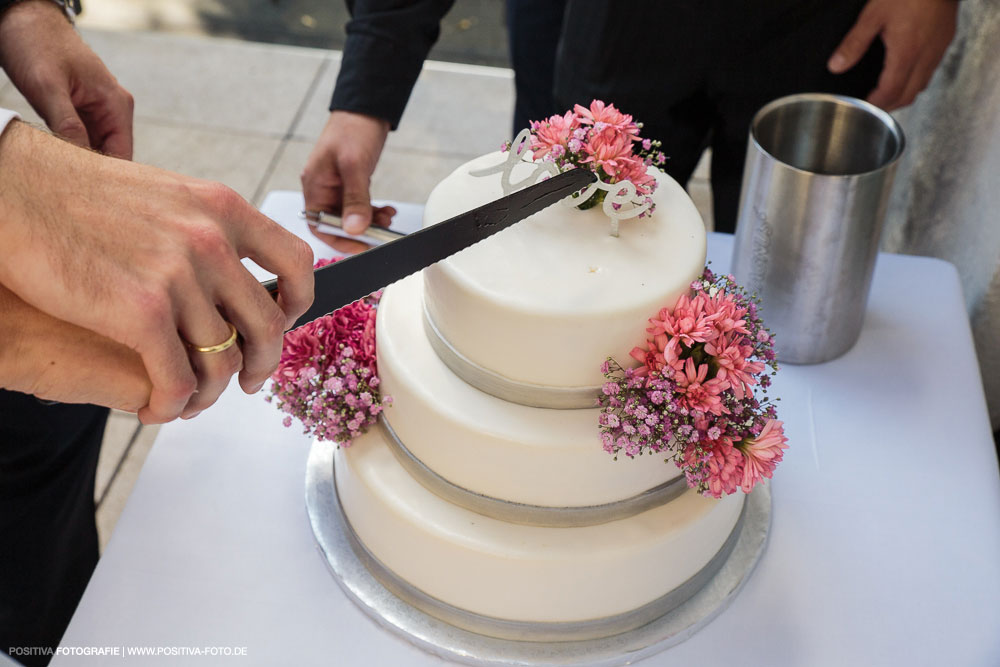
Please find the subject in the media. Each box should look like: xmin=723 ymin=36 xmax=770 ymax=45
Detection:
xmin=302 ymin=210 xmax=407 ymax=244
xmin=262 ymin=276 xmax=278 ymax=298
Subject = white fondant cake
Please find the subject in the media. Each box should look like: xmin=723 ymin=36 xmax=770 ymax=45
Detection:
xmin=334 ymin=153 xmax=745 ymax=637
xmin=423 ymin=152 xmax=706 ymax=389
xmin=335 ymin=438 xmax=742 ymax=625
xmin=376 ymin=274 xmax=681 ymax=507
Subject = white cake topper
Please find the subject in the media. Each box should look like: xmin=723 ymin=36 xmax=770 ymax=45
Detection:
xmin=469 ymin=129 xmax=651 ymax=238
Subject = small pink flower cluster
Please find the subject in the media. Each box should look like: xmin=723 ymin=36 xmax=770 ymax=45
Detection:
xmin=511 ymin=100 xmax=666 ymax=215
xmin=267 ymin=257 xmax=390 ymax=447
xmin=599 ymin=268 xmax=787 ymax=498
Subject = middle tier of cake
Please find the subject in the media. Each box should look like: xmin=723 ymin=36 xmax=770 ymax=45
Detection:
xmin=377 ymin=274 xmax=682 ymax=509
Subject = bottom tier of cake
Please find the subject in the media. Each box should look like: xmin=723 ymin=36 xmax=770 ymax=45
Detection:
xmin=335 ymin=429 xmax=745 ymax=641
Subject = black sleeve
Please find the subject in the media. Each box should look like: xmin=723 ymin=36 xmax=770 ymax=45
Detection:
xmin=330 ymin=0 xmax=456 ymax=130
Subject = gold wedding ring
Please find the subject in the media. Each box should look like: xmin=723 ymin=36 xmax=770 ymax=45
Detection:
xmin=186 ymin=321 xmax=238 ymax=354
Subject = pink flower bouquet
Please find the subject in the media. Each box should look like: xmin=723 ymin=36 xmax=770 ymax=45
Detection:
xmin=509 ymin=100 xmax=666 ymax=215
xmin=267 ymin=258 xmax=390 ymax=447
xmin=599 ymin=268 xmax=787 ymax=498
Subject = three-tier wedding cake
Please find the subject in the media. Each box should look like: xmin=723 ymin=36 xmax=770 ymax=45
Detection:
xmin=332 ymin=151 xmax=746 ymax=640
xmin=280 ymin=102 xmax=785 ymax=645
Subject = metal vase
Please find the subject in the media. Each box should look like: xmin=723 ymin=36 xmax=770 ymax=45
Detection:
xmin=731 ymin=93 xmax=905 ymax=364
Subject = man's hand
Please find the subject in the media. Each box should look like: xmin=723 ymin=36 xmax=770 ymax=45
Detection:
xmin=0 ymin=122 xmax=314 ymax=424
xmin=828 ymin=0 xmax=958 ymax=110
xmin=0 ymin=0 xmax=134 ymax=158
xmin=301 ymin=110 xmax=396 ymax=254
xmin=0 ymin=284 xmax=152 ymax=411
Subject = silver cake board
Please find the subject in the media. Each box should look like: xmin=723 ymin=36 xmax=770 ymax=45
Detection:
xmin=305 ymin=438 xmax=771 ymax=666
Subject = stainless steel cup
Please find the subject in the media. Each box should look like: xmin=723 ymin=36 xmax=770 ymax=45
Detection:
xmin=731 ymin=93 xmax=905 ymax=364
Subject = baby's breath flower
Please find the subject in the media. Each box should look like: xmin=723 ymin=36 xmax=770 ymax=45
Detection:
xmin=268 ymin=258 xmax=391 ymax=447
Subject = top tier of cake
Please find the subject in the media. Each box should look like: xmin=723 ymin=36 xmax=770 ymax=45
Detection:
xmin=422 ymin=152 xmax=707 ymax=390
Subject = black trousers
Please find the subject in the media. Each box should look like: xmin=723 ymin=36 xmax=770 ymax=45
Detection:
xmin=506 ymin=0 xmax=568 ymax=136
xmin=0 ymin=390 xmax=108 ymax=667
xmin=510 ymin=0 xmax=884 ymax=233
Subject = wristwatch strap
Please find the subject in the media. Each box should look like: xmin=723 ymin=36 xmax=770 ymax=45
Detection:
xmin=0 ymin=0 xmax=81 ymax=21
xmin=51 ymin=0 xmax=80 ymax=20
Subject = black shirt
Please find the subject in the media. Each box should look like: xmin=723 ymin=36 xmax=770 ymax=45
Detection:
xmin=330 ymin=0 xmax=455 ymax=130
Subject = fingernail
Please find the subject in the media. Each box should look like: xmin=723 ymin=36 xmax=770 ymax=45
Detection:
xmin=344 ymin=213 xmax=366 ymax=234
xmin=828 ymin=53 xmax=846 ymax=73
xmin=252 ymin=381 xmax=265 ymax=394
xmin=182 ymin=410 xmax=202 ymax=420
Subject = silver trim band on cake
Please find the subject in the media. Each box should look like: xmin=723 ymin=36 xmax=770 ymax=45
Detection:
xmin=340 ymin=482 xmax=748 ymax=643
xmin=380 ymin=416 xmax=689 ymax=527
xmin=422 ymin=306 xmax=602 ymax=410
xmin=306 ymin=438 xmax=773 ymax=665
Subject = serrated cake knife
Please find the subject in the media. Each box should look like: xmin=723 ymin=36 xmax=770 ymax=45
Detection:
xmin=263 ymin=167 xmax=597 ymax=331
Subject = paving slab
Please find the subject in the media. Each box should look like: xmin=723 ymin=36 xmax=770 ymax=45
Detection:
xmin=96 ymin=411 xmax=141 ymax=504
xmin=133 ymin=120 xmax=284 ymax=202
xmin=687 ymin=180 xmax=715 ymax=232
xmin=79 ymin=28 xmax=325 ymax=136
xmin=76 ymin=0 xmax=509 ymax=66
xmin=0 ymin=90 xmax=42 ymax=125
xmin=293 ymin=57 xmax=514 ymax=157
xmin=693 ymin=148 xmax=712 ymax=181
xmin=0 ymin=89 xmax=283 ymax=203
xmin=96 ymin=424 xmax=160 ymax=551
xmin=389 ymin=62 xmax=515 ymax=155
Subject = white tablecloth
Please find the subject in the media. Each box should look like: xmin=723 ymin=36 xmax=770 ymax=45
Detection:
xmin=57 ymin=192 xmax=1000 ymax=666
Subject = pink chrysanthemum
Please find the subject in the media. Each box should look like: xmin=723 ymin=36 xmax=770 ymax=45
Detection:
xmin=737 ymin=419 xmax=788 ymax=493
xmin=580 ymin=130 xmax=635 ymax=174
xmin=673 ymin=358 xmax=729 ymax=416
xmin=649 ymin=294 xmax=720 ymax=348
xmin=705 ymin=334 xmax=765 ymax=401
xmin=276 ymin=324 xmax=324 ymax=382
xmin=573 ymin=100 xmax=641 ymax=141
xmin=681 ymin=437 xmax=743 ymax=499
xmin=704 ymin=439 xmax=743 ymax=499
xmin=704 ymin=291 xmax=751 ymax=337
xmin=628 ymin=344 xmax=661 ymax=375
xmin=529 ymin=110 xmax=580 ymax=160
xmin=268 ymin=257 xmax=389 ymax=447
xmin=608 ymin=155 xmax=658 ymax=196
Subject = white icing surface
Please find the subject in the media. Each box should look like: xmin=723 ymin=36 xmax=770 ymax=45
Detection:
xmin=336 ymin=434 xmax=744 ymax=623
xmin=377 ymin=274 xmax=681 ymax=507
xmin=422 ymin=152 xmax=707 ymax=388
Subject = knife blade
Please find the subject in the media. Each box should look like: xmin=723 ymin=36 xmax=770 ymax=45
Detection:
xmin=263 ymin=167 xmax=597 ymax=331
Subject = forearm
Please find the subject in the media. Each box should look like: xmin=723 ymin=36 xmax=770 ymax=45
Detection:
xmin=0 ymin=118 xmax=148 ymax=408
xmin=331 ymin=0 xmax=456 ymax=129
xmin=0 ymin=0 xmax=135 ymax=158
xmin=0 ymin=283 xmax=151 ymax=409
xmin=0 ymin=281 xmax=28 ymax=391
xmin=0 ymin=120 xmax=93 ymax=298
xmin=0 ymin=116 xmax=34 ymax=297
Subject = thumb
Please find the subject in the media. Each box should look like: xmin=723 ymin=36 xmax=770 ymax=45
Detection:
xmin=35 ymin=93 xmax=90 ymax=149
xmin=828 ymin=8 xmax=883 ymax=74
xmin=339 ymin=167 xmax=374 ymax=235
